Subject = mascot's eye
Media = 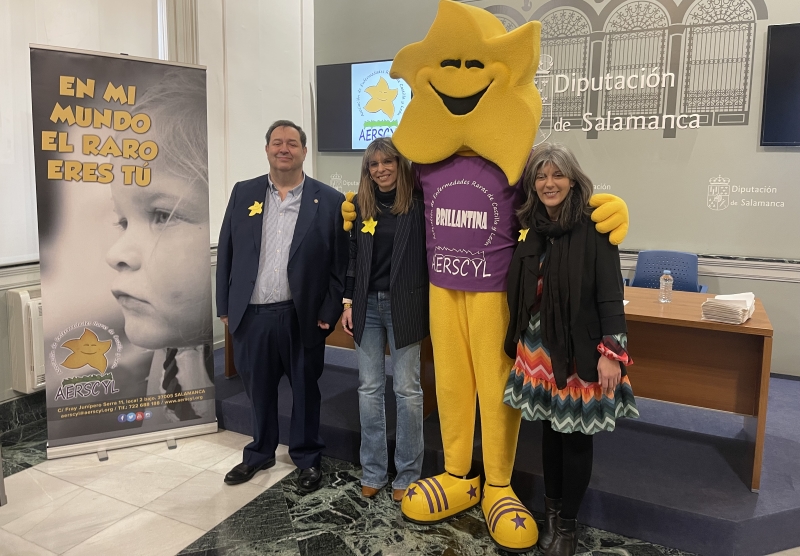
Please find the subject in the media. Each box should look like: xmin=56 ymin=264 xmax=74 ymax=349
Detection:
xmin=441 ymin=59 xmax=461 ymax=68
xmin=465 ymin=60 xmax=484 ymax=69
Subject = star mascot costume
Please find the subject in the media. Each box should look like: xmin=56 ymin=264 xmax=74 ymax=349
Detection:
xmin=343 ymin=1 xmax=629 ymax=552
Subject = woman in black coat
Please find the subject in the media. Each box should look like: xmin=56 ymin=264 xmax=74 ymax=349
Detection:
xmin=341 ymin=138 xmax=429 ymax=502
xmin=503 ymin=143 xmax=638 ymax=556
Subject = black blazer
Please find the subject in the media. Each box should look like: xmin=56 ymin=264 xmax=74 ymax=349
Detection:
xmin=347 ymin=193 xmax=429 ymax=349
xmin=216 ymin=174 xmax=348 ymax=347
xmin=504 ymin=218 xmax=627 ymax=383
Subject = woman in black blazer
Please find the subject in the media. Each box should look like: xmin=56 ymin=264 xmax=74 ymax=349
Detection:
xmin=341 ymin=138 xmax=429 ymax=502
xmin=503 ymin=144 xmax=638 ymax=556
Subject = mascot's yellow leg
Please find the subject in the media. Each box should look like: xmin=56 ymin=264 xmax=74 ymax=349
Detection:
xmin=482 ymin=485 xmax=538 ymax=552
xmin=401 ymin=284 xmax=523 ymax=526
xmin=427 ymin=284 xmax=521 ymax=482
xmin=460 ymin=289 xmax=522 ymax=486
xmin=429 ymin=285 xmax=476 ymax=476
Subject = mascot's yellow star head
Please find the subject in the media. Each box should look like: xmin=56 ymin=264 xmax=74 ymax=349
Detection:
xmin=390 ymin=0 xmax=542 ymax=184
xmin=61 ymin=328 xmax=112 ymax=374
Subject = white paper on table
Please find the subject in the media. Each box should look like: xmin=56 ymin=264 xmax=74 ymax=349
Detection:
xmin=706 ymin=292 xmax=755 ymax=309
xmin=623 ymin=300 xmax=629 ymax=306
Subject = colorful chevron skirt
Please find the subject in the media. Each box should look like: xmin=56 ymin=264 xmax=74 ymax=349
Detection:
xmin=503 ymin=314 xmax=639 ymax=435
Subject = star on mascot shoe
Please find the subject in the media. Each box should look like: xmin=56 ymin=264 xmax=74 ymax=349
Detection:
xmin=482 ymin=484 xmax=538 ymax=552
xmin=400 ymin=473 xmax=481 ymax=524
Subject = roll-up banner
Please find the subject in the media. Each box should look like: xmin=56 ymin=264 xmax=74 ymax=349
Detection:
xmin=30 ymin=46 xmax=217 ymax=457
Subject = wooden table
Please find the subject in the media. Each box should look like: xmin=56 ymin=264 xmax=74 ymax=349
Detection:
xmin=224 ymin=321 xmax=438 ymax=418
xmin=623 ymin=286 xmax=773 ymax=492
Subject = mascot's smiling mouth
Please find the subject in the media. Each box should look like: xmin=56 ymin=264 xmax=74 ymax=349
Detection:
xmin=431 ymin=84 xmax=490 ymax=116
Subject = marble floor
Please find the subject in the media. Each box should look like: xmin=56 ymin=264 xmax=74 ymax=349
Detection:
xmin=2 ymin=426 xmax=800 ymax=556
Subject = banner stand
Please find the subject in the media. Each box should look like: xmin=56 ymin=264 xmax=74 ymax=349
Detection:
xmin=47 ymin=421 xmax=218 ymax=460
xmin=0 ymin=448 xmax=7 ymax=506
xmin=31 ymin=45 xmax=217 ymax=458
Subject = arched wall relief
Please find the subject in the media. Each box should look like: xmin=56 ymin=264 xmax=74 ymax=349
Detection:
xmin=541 ymin=8 xmax=592 ymax=118
xmin=602 ymin=1 xmax=670 ymax=116
xmin=681 ymin=0 xmax=757 ymax=125
xmin=474 ymin=0 xmax=767 ymax=133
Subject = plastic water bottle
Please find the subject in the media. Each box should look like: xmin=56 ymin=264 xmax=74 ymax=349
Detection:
xmin=659 ymin=270 xmax=673 ymax=303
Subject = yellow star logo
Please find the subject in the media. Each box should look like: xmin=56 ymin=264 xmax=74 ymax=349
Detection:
xmin=389 ymin=0 xmax=542 ymax=184
xmin=518 ymin=228 xmax=529 ymax=242
xmin=248 ymin=201 xmax=263 ymax=216
xmin=61 ymin=329 xmax=112 ymax=373
xmin=364 ymin=77 xmax=398 ymax=119
xmin=361 ymin=217 xmax=378 ymax=235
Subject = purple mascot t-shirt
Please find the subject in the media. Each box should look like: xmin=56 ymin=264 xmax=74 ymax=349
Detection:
xmin=415 ymin=155 xmax=523 ymax=293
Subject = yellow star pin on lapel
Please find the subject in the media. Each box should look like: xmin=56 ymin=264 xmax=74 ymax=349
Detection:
xmin=361 ymin=217 xmax=378 ymax=235
xmin=248 ymin=201 xmax=263 ymax=216
xmin=518 ymin=228 xmax=529 ymax=242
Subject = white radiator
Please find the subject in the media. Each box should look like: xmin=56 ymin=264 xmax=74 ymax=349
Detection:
xmin=6 ymin=288 xmax=46 ymax=393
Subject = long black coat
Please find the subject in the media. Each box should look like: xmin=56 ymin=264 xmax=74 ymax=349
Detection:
xmin=347 ymin=193 xmax=429 ymax=349
xmin=504 ymin=217 xmax=628 ymax=383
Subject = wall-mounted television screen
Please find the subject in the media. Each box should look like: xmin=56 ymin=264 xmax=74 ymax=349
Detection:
xmin=316 ymin=59 xmax=410 ymax=152
xmin=761 ymin=23 xmax=800 ymax=147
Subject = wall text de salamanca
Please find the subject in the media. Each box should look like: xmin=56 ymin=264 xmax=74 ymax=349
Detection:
xmin=435 ymin=208 xmax=488 ymax=229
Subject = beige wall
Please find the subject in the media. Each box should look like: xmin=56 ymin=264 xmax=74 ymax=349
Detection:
xmin=0 ymin=0 xmax=314 ymax=403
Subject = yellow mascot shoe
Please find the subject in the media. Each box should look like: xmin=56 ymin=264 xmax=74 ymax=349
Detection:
xmin=481 ymin=485 xmax=538 ymax=553
xmin=401 ymin=473 xmax=481 ymax=524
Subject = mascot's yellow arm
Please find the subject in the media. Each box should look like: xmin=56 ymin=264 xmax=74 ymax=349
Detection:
xmin=590 ymin=193 xmax=629 ymax=245
xmin=342 ymin=191 xmax=356 ymax=232
xmin=344 ymin=192 xmax=628 ymax=241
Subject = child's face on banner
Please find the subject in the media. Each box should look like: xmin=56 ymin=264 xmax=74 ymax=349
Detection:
xmin=106 ymin=174 xmax=211 ymax=349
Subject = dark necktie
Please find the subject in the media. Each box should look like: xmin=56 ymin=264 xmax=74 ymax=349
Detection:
xmin=162 ymin=348 xmax=199 ymax=421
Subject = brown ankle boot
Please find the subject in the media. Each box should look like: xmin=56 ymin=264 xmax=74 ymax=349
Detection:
xmin=537 ymin=497 xmax=562 ymax=551
xmin=361 ymin=485 xmax=381 ymax=498
xmin=544 ymin=514 xmax=578 ymax=556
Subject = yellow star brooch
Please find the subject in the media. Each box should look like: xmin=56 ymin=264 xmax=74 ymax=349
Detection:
xmin=518 ymin=228 xmax=529 ymax=242
xmin=248 ymin=201 xmax=263 ymax=216
xmin=61 ymin=328 xmax=112 ymax=373
xmin=364 ymin=77 xmax=398 ymax=119
xmin=361 ymin=218 xmax=378 ymax=235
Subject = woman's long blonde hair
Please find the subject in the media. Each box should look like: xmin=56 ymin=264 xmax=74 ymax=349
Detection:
xmin=357 ymin=137 xmax=414 ymax=220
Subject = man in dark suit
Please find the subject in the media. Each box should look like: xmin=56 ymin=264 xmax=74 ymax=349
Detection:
xmin=216 ymin=120 xmax=348 ymax=492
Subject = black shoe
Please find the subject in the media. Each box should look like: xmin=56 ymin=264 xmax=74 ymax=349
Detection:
xmin=297 ymin=466 xmax=322 ymax=494
xmin=223 ymin=459 xmax=275 ymax=485
xmin=538 ymin=497 xmax=562 ymax=551
xmin=545 ymin=514 xmax=579 ymax=556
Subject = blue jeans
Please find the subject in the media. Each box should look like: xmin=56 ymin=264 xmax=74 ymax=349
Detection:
xmin=355 ymin=291 xmax=424 ymax=490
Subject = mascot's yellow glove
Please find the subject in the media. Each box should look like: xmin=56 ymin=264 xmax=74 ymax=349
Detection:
xmin=342 ymin=191 xmax=356 ymax=232
xmin=590 ymin=194 xmax=629 ymax=245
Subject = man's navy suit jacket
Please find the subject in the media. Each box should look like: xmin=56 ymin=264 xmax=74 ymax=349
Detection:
xmin=216 ymin=174 xmax=348 ymax=347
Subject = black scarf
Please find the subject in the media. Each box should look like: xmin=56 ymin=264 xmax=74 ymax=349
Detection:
xmin=532 ymin=203 xmax=573 ymax=389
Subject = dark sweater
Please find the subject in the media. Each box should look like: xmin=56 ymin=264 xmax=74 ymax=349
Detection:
xmin=368 ymin=187 xmax=398 ymax=292
xmin=343 ymin=187 xmax=398 ymax=298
